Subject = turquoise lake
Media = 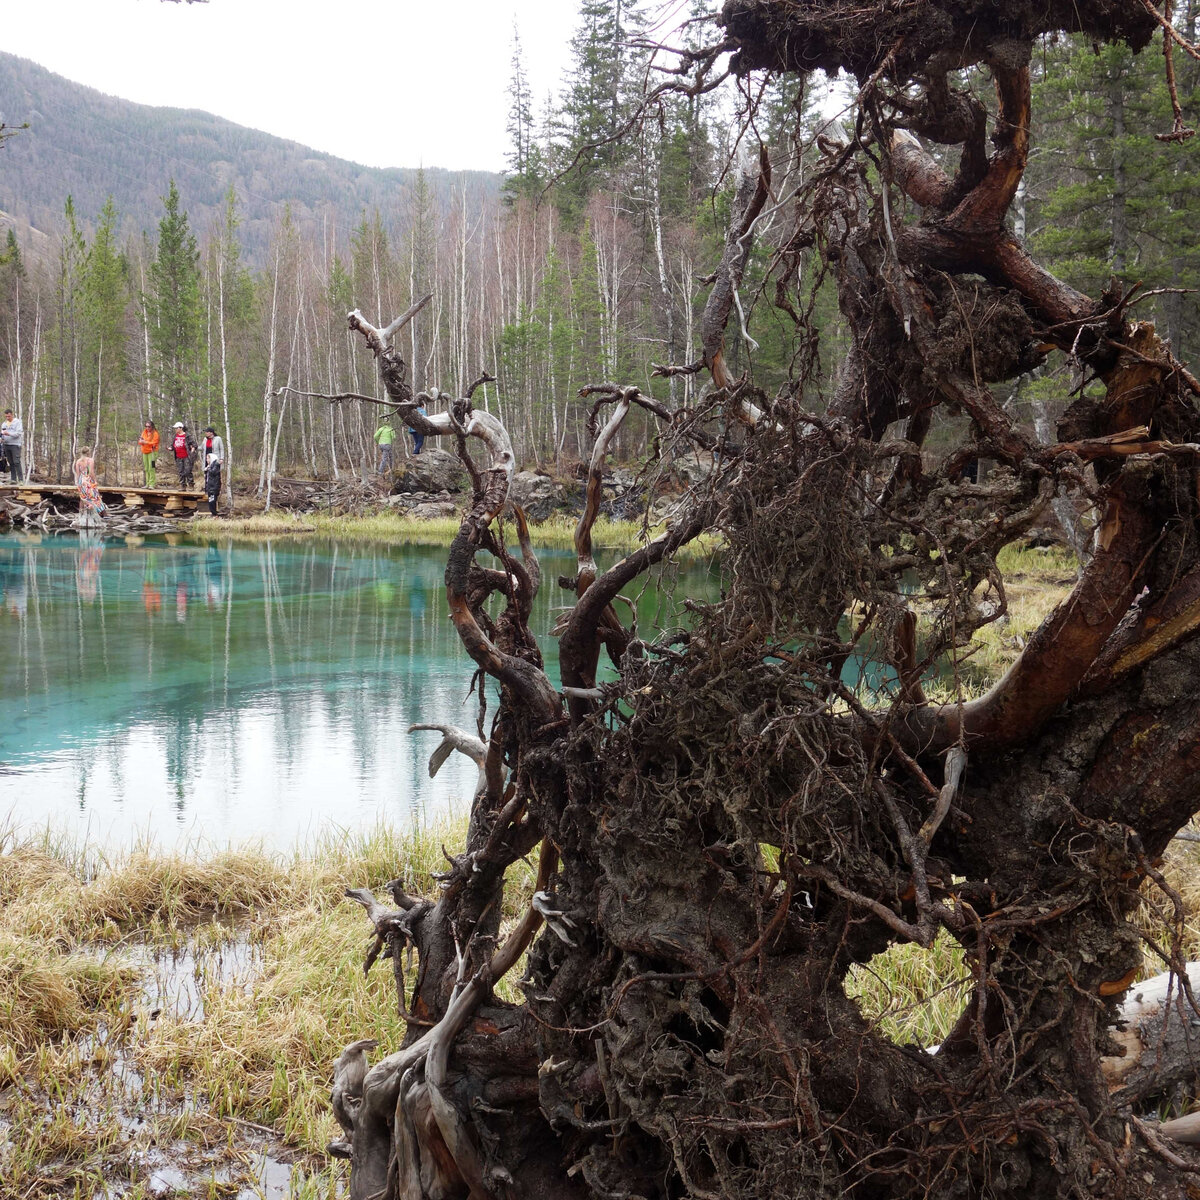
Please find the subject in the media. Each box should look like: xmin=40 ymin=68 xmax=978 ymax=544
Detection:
xmin=0 ymin=531 xmax=720 ymax=848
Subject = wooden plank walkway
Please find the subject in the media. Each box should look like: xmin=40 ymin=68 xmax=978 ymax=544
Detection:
xmin=0 ymin=482 xmax=203 ymax=512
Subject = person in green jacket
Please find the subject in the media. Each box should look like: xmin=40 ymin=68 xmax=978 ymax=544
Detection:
xmin=374 ymin=418 xmax=396 ymax=474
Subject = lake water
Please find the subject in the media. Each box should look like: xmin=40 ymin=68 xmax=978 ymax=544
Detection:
xmin=0 ymin=531 xmax=719 ymax=848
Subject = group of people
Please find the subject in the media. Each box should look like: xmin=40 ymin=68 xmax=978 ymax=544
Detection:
xmin=136 ymin=420 xmax=224 ymax=515
xmin=65 ymin=419 xmax=226 ymax=522
xmin=373 ymin=406 xmax=427 ymax=474
xmin=0 ymin=409 xmax=223 ymax=519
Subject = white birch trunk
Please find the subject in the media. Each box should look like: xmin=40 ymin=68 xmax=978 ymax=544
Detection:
xmin=257 ymin=239 xmax=283 ymax=495
xmin=218 ymin=239 xmax=233 ymax=509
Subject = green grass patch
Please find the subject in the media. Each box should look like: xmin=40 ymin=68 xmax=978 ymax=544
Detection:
xmin=190 ymin=508 xmax=718 ymax=557
xmin=920 ymin=540 xmax=1081 ymax=701
xmin=844 ymin=932 xmax=971 ymax=1049
xmin=995 ymin=540 xmax=1081 ymax=580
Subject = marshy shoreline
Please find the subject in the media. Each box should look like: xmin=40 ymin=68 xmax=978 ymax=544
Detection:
xmin=0 ymin=817 xmax=529 ymax=1200
xmin=7 ymin=812 xmax=1200 ymax=1200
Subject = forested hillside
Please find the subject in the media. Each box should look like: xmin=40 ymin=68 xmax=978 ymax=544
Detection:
xmin=0 ymin=52 xmax=496 ymax=263
xmin=0 ymin=3 xmax=1198 ymax=495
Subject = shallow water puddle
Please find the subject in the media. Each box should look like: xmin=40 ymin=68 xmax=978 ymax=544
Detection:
xmin=118 ymin=933 xmax=321 ymax=1199
xmin=134 ymin=930 xmax=262 ymax=1022
xmin=1 ymin=926 xmax=341 ymax=1199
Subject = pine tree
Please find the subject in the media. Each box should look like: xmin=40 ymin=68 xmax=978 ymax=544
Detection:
xmin=1030 ymin=23 xmax=1200 ymax=360
xmin=559 ymin=0 xmax=646 ymax=207
xmin=503 ymin=22 xmax=543 ymax=204
xmin=148 ymin=180 xmax=201 ymax=421
xmin=56 ymin=197 xmax=88 ymax=467
xmin=0 ymin=228 xmax=31 ymax=456
xmin=213 ymin=186 xmax=253 ymax=498
xmin=405 ymin=172 xmax=436 ymax=390
xmin=0 ymin=229 xmax=22 ymax=273
xmin=81 ymin=196 xmax=130 ymax=455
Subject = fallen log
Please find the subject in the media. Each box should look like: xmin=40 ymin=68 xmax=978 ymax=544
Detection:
xmin=1104 ymin=964 xmax=1200 ymax=1114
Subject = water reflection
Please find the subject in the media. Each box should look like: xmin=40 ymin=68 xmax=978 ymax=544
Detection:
xmin=0 ymin=532 xmax=719 ymax=848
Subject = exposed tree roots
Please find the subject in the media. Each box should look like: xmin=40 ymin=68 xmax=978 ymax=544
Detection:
xmin=329 ymin=3 xmax=1200 ymax=1197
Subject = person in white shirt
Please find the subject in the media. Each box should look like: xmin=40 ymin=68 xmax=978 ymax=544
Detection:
xmin=1 ymin=409 xmax=23 ymax=481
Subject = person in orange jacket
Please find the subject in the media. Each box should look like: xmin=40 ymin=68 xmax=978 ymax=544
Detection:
xmin=137 ymin=420 xmax=160 ymax=487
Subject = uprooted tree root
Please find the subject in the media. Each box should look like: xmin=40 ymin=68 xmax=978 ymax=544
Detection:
xmin=323 ymin=2 xmax=1200 ymax=1197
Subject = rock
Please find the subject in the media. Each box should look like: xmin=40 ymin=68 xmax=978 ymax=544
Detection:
xmin=600 ymin=465 xmax=647 ymax=521
xmin=509 ymin=471 xmax=574 ymax=522
xmin=648 ymin=494 xmax=685 ymax=526
xmin=409 ymin=500 xmax=458 ymax=521
xmin=670 ymin=450 xmax=716 ymax=487
xmin=395 ymin=449 xmax=466 ymax=494
xmin=601 ymin=485 xmax=647 ymax=521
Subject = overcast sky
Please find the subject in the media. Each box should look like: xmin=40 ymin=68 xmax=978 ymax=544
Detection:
xmin=0 ymin=0 xmax=644 ymax=173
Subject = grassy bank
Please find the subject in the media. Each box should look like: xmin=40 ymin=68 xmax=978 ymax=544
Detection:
xmin=916 ymin=541 xmax=1079 ymax=703
xmin=6 ymin=816 xmax=1199 ymax=1198
xmin=190 ymin=509 xmax=638 ymax=549
xmin=188 ymin=508 xmax=719 ymax=557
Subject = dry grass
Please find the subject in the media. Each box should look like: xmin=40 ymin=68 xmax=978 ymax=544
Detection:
xmin=0 ymin=930 xmax=136 ymax=1058
xmin=0 ymin=817 xmax=506 ymax=1197
xmin=921 ymin=542 xmax=1078 ymax=703
xmin=845 ymin=931 xmax=971 ymax=1049
xmin=1140 ymin=840 xmax=1200 ymax=970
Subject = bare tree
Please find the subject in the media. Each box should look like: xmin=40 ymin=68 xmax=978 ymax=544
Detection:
xmin=332 ymin=3 xmax=1200 ymax=1198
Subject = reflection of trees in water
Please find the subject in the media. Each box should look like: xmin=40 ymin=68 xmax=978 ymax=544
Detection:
xmin=164 ymin=706 xmax=204 ymax=806
xmin=0 ymin=543 xmax=31 ymax=618
xmin=0 ymin=535 xmax=718 ymax=831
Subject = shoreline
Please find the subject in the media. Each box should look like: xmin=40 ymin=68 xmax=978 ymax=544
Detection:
xmin=0 ymin=541 xmax=1087 ymax=1197
xmin=188 ymin=507 xmax=722 ymax=557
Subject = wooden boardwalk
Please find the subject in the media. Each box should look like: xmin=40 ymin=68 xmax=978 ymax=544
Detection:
xmin=0 ymin=482 xmax=203 ymax=513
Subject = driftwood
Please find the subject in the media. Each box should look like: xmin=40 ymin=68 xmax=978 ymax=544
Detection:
xmin=407 ymin=723 xmax=488 ymax=799
xmin=328 ymin=1038 xmax=378 ymax=1158
xmin=0 ymin=496 xmax=187 ymax=535
xmin=264 ymin=475 xmax=387 ymax=514
xmin=1105 ymin=965 xmax=1200 ymax=1103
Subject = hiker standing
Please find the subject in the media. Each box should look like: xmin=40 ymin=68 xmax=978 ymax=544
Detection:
xmin=409 ymin=403 xmax=427 ymax=455
xmin=374 ymin=418 xmax=396 ymax=474
xmin=1 ymin=409 xmax=24 ymax=480
xmin=170 ymin=422 xmax=197 ymax=488
xmin=137 ymin=421 xmax=160 ymax=487
xmin=199 ymin=426 xmax=224 ymax=516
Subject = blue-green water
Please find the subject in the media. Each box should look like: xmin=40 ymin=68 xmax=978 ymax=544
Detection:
xmin=0 ymin=531 xmax=719 ymax=847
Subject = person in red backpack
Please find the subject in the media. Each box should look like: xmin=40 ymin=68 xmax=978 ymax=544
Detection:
xmin=170 ymin=422 xmax=197 ymax=488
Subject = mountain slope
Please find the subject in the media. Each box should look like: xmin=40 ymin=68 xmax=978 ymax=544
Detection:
xmin=0 ymin=52 xmax=499 ymax=262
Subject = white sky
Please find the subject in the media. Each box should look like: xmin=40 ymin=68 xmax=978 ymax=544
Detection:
xmin=1 ymin=0 xmax=600 ymax=173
